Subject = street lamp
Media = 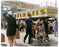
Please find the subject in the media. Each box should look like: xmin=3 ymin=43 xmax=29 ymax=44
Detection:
xmin=55 ymin=0 xmax=57 ymax=8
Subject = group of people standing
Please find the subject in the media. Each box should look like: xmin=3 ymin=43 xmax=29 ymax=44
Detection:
xmin=2 ymin=11 xmax=58 ymax=46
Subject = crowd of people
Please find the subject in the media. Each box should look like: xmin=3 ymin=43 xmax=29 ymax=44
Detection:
xmin=16 ymin=13 xmax=58 ymax=44
xmin=2 ymin=11 xmax=58 ymax=46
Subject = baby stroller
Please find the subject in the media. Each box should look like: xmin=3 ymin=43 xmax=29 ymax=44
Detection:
xmin=36 ymin=30 xmax=50 ymax=46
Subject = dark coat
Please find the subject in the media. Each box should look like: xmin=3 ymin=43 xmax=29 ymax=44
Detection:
xmin=3 ymin=13 xmax=17 ymax=36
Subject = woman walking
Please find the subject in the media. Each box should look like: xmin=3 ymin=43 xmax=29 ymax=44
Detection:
xmin=3 ymin=11 xmax=17 ymax=46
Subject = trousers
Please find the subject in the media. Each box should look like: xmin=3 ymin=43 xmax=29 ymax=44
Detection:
xmin=45 ymin=28 xmax=49 ymax=38
xmin=54 ymin=26 xmax=58 ymax=36
xmin=24 ymin=28 xmax=32 ymax=43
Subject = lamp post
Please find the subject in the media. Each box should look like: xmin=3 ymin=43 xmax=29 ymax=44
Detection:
xmin=55 ymin=0 xmax=57 ymax=8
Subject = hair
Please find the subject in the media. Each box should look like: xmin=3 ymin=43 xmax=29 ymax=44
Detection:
xmin=45 ymin=17 xmax=47 ymax=19
xmin=39 ymin=18 xmax=41 ymax=21
xmin=39 ymin=23 xmax=42 ymax=26
xmin=55 ymin=18 xmax=57 ymax=20
xmin=28 ymin=13 xmax=31 ymax=16
xmin=8 ymin=14 xmax=12 ymax=17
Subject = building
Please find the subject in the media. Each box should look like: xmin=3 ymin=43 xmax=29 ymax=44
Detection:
xmin=2 ymin=1 xmax=39 ymax=9
xmin=1 ymin=1 xmax=58 ymax=21
xmin=14 ymin=6 xmax=58 ymax=20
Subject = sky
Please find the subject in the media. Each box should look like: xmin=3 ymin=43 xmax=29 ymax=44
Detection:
xmin=16 ymin=0 xmax=58 ymax=8
xmin=1 ymin=0 xmax=58 ymax=11
xmin=2 ymin=0 xmax=58 ymax=7
xmin=17 ymin=0 xmax=56 ymax=5
xmin=2 ymin=0 xmax=57 ymax=5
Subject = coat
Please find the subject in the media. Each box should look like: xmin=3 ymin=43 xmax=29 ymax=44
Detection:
xmin=3 ymin=13 xmax=17 ymax=36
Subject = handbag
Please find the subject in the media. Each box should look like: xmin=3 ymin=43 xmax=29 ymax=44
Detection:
xmin=16 ymin=31 xmax=20 ymax=39
xmin=1 ymin=33 xmax=5 ymax=42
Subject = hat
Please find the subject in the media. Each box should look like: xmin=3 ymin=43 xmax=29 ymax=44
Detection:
xmin=8 ymin=11 xmax=13 ymax=15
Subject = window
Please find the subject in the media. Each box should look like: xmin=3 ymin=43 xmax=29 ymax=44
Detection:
xmin=23 ymin=13 xmax=25 ymax=17
xmin=47 ymin=9 xmax=57 ymax=14
xmin=27 ymin=12 xmax=30 ymax=16
xmin=32 ymin=11 xmax=34 ymax=16
xmin=20 ymin=14 xmax=22 ymax=17
xmin=47 ymin=9 xmax=52 ymax=13
xmin=36 ymin=10 xmax=38 ymax=15
xmin=40 ymin=9 xmax=44 ymax=14
xmin=18 ymin=14 xmax=19 ymax=17
xmin=53 ymin=10 xmax=56 ymax=14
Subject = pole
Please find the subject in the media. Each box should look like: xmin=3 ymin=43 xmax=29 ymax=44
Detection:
xmin=55 ymin=0 xmax=57 ymax=8
xmin=46 ymin=1 xmax=47 ymax=7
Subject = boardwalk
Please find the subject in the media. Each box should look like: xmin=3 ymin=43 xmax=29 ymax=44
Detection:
xmin=1 ymin=29 xmax=58 ymax=47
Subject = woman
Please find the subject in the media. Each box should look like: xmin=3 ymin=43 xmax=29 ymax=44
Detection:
xmin=3 ymin=11 xmax=17 ymax=46
xmin=54 ymin=19 xmax=58 ymax=36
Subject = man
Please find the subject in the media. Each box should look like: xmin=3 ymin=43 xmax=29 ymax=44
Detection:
xmin=43 ymin=18 xmax=49 ymax=38
xmin=24 ymin=13 xmax=32 ymax=44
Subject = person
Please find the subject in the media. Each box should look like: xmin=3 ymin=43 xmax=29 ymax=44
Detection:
xmin=53 ymin=19 xmax=58 ymax=36
xmin=43 ymin=18 xmax=49 ymax=39
xmin=20 ymin=20 xmax=24 ymax=32
xmin=3 ymin=21 xmax=6 ymax=29
xmin=16 ymin=19 xmax=19 ymax=25
xmin=37 ymin=19 xmax=42 ymax=27
xmin=1 ymin=22 xmax=3 ymax=29
xmin=50 ymin=21 xmax=54 ymax=32
xmin=22 ymin=20 xmax=25 ymax=32
xmin=37 ymin=23 xmax=47 ymax=41
xmin=37 ymin=23 xmax=43 ymax=40
xmin=15 ymin=20 xmax=20 ymax=43
xmin=24 ymin=13 xmax=32 ymax=44
xmin=37 ymin=19 xmax=42 ymax=35
xmin=3 ymin=11 xmax=17 ymax=46
xmin=31 ymin=24 xmax=36 ymax=42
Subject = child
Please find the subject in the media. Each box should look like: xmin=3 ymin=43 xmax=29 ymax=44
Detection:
xmin=31 ymin=24 xmax=36 ymax=42
xmin=33 ymin=23 xmax=36 ymax=38
xmin=37 ymin=23 xmax=46 ymax=41
xmin=31 ymin=25 xmax=35 ymax=42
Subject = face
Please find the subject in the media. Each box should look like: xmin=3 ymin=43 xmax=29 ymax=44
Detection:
xmin=45 ymin=18 xmax=47 ymax=21
xmin=29 ymin=16 xmax=31 ymax=18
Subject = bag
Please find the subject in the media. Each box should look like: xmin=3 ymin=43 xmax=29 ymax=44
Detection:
xmin=16 ymin=31 xmax=20 ymax=39
xmin=1 ymin=33 xmax=5 ymax=42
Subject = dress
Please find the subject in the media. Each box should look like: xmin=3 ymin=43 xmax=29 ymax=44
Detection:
xmin=3 ymin=13 xmax=17 ymax=36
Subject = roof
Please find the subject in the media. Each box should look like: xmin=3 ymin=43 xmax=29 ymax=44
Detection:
xmin=2 ymin=1 xmax=40 ymax=9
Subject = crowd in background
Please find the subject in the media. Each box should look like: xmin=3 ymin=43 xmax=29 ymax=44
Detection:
xmin=1 ymin=17 xmax=58 ymax=37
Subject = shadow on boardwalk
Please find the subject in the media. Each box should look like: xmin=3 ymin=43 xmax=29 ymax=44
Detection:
xmin=15 ymin=43 xmax=28 ymax=46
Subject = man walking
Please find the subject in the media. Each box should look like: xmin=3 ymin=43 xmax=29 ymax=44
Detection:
xmin=24 ymin=13 xmax=32 ymax=44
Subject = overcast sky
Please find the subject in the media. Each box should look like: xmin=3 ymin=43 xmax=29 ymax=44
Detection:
xmin=17 ymin=0 xmax=56 ymax=4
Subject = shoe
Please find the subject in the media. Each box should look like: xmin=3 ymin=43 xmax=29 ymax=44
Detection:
xmin=15 ymin=41 xmax=16 ymax=43
xmin=55 ymin=35 xmax=56 ymax=37
xmin=24 ymin=40 xmax=25 ymax=43
xmin=28 ymin=42 xmax=32 ymax=44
